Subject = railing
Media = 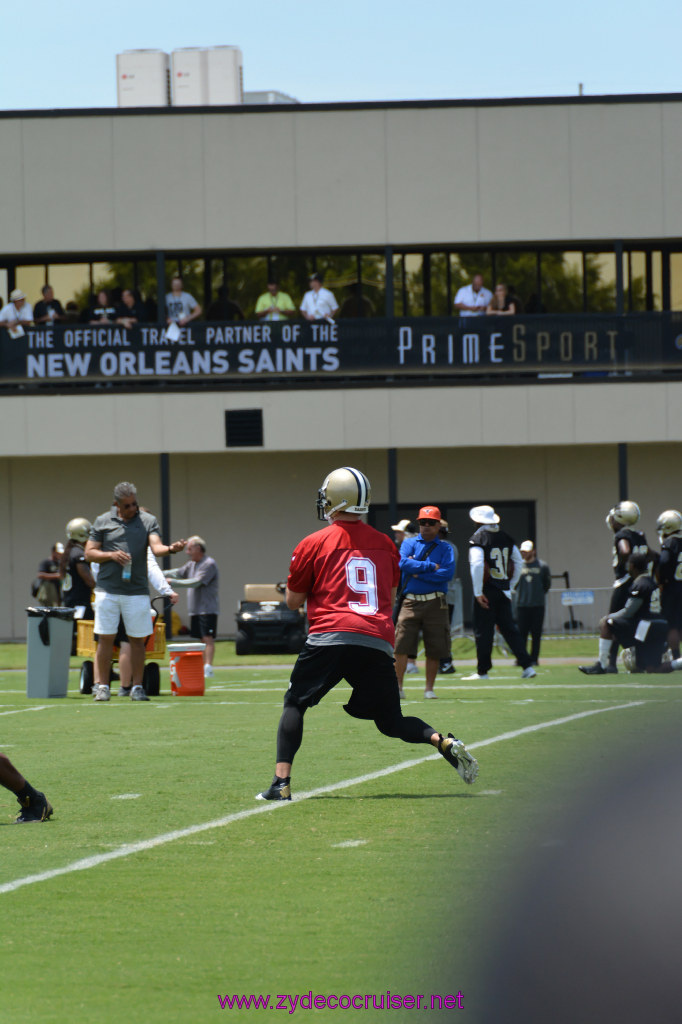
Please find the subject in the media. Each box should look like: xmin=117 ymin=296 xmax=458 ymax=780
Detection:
xmin=2 ymin=312 xmax=682 ymax=389
xmin=544 ymin=587 xmax=613 ymax=635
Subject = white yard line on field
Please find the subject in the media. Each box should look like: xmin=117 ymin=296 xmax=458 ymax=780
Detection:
xmin=0 ymin=706 xmax=51 ymax=717
xmin=0 ymin=700 xmax=644 ymax=895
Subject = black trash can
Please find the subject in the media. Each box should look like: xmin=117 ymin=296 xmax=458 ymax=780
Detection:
xmin=26 ymin=606 xmax=75 ymax=698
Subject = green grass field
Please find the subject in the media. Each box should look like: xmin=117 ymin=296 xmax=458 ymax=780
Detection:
xmin=2 ymin=651 xmax=681 ymax=1022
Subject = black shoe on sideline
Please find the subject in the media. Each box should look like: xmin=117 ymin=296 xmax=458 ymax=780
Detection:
xmin=579 ymin=662 xmax=606 ymax=675
xmin=256 ymin=778 xmax=292 ymax=802
xmin=16 ymin=791 xmax=53 ymax=823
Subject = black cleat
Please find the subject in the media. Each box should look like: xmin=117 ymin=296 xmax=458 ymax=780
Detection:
xmin=605 ymin=664 xmax=618 ymax=674
xmin=16 ymin=791 xmax=53 ymax=823
xmin=256 ymin=778 xmax=292 ymax=802
xmin=437 ymin=734 xmax=478 ymax=785
xmin=579 ymin=662 xmax=607 ymax=675
xmin=439 ymin=661 xmax=457 ymax=674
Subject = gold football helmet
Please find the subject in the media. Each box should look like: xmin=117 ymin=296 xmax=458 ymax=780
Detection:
xmin=317 ymin=467 xmax=371 ymax=521
xmin=656 ymin=509 xmax=682 ymax=539
xmin=65 ymin=517 xmax=92 ymax=544
xmin=606 ymin=501 xmax=640 ymax=530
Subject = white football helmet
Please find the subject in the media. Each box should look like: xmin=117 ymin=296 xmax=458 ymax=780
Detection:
xmin=620 ymin=647 xmax=637 ymax=673
xmin=66 ymin=517 xmax=92 ymax=544
xmin=317 ymin=467 xmax=371 ymax=521
xmin=657 ymin=509 xmax=682 ymax=539
xmin=606 ymin=500 xmax=640 ymax=530
xmin=469 ymin=505 xmax=500 ymax=527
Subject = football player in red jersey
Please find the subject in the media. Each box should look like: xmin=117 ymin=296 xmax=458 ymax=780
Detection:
xmin=256 ymin=467 xmax=478 ymax=801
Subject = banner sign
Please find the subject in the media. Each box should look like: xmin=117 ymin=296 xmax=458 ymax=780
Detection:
xmin=561 ymin=590 xmax=595 ymax=606
xmin=1 ymin=313 xmax=680 ymax=385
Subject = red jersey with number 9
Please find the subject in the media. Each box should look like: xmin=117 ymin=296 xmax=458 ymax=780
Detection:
xmin=288 ymin=520 xmax=400 ymax=644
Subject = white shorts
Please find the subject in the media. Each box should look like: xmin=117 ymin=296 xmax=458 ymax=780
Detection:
xmin=94 ymin=591 xmax=153 ymax=638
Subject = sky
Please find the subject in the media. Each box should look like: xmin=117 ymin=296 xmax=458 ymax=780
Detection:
xmin=1 ymin=0 xmax=681 ymax=110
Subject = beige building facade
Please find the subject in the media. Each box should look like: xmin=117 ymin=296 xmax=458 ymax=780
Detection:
xmin=1 ymin=94 xmax=681 ymax=638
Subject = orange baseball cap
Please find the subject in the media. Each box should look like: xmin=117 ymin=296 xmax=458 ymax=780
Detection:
xmin=417 ymin=505 xmax=441 ymax=521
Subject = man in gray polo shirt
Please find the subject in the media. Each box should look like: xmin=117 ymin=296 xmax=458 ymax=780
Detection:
xmin=165 ymin=535 xmax=220 ymax=678
xmin=85 ymin=481 xmax=186 ymax=702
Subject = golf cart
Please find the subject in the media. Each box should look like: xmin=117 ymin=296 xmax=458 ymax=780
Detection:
xmin=235 ymin=583 xmax=307 ymax=655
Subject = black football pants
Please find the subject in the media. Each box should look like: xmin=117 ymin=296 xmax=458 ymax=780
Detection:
xmin=473 ymin=587 xmax=533 ymax=675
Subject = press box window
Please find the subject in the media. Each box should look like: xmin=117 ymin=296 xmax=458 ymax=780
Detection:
xmin=225 ymin=409 xmax=263 ymax=447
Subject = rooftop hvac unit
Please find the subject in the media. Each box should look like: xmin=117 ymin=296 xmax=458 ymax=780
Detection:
xmin=172 ymin=46 xmax=243 ymax=106
xmin=172 ymin=47 xmax=208 ymax=106
xmin=206 ymin=46 xmax=243 ymax=105
xmin=243 ymin=91 xmax=299 ymax=105
xmin=116 ymin=50 xmax=170 ymax=107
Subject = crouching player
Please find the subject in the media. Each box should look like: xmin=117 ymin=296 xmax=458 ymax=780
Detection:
xmin=256 ymin=466 xmax=478 ymax=801
xmin=594 ymin=553 xmax=668 ymax=674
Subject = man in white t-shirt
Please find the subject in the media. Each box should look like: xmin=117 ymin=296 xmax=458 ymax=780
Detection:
xmin=453 ymin=274 xmax=492 ymax=317
xmin=0 ymin=289 xmax=34 ymax=331
xmin=300 ymin=272 xmax=339 ymax=322
xmin=165 ymin=275 xmax=202 ymax=326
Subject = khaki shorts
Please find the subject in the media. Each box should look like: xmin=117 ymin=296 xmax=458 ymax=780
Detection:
xmin=395 ymin=595 xmax=450 ymax=660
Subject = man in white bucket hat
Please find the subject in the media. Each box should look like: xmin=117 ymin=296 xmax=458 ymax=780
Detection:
xmin=0 ymin=288 xmax=33 ymax=332
xmin=464 ymin=505 xmax=536 ymax=682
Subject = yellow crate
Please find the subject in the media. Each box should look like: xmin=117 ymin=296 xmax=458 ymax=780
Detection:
xmin=76 ymin=617 xmax=166 ymax=660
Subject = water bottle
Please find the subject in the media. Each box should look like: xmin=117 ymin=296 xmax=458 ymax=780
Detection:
xmin=120 ymin=544 xmax=131 ymax=582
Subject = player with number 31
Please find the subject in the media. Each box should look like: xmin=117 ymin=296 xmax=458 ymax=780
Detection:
xmin=256 ymin=467 xmax=478 ymax=801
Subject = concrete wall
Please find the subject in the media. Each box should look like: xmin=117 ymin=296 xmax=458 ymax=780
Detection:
xmin=2 ymin=98 xmax=681 ymax=254
xmin=3 ymin=431 xmax=680 ymax=641
xmin=1 ymin=381 xmax=681 ymax=457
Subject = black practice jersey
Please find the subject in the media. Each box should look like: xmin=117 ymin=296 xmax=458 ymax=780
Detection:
xmin=612 ymin=528 xmax=649 ymax=577
xmin=658 ymin=535 xmax=682 ymax=588
xmin=61 ymin=544 xmax=92 ymax=608
xmin=627 ymin=573 xmax=662 ymax=621
xmin=469 ymin=527 xmax=518 ymax=591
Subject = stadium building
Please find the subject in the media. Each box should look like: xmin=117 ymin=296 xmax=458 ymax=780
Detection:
xmin=1 ymin=92 xmax=682 ymax=639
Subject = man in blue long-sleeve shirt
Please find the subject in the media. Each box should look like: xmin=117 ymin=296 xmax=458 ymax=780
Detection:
xmin=395 ymin=505 xmax=455 ymax=699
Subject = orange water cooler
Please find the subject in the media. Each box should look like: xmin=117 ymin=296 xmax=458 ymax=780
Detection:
xmin=168 ymin=642 xmax=206 ymax=696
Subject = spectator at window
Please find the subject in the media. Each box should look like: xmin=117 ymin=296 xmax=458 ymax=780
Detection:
xmin=487 ymin=282 xmax=520 ymax=316
xmin=454 ymin=274 xmax=492 ymax=317
xmin=300 ymin=272 xmax=339 ymax=322
xmin=339 ymin=283 xmax=375 ymax=318
xmin=63 ymin=301 xmax=81 ymax=323
xmin=115 ymin=288 xmax=147 ymax=329
xmin=84 ymin=289 xmax=117 ymax=325
xmin=0 ymin=289 xmax=34 ymax=334
xmin=165 ymin=275 xmax=202 ymax=326
xmin=206 ymin=285 xmax=244 ymax=321
xmin=34 ymin=284 xmax=65 ymax=324
xmin=254 ymin=280 xmax=297 ymax=321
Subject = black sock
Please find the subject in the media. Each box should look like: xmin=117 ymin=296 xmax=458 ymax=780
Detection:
xmin=16 ymin=782 xmax=38 ymax=806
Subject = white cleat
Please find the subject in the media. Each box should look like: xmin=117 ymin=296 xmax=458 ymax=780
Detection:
xmin=93 ymin=684 xmax=110 ymax=702
xmin=438 ymin=734 xmax=478 ymax=785
xmin=461 ymin=673 xmax=489 ymax=681
xmin=521 ymin=667 xmax=537 ymax=679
